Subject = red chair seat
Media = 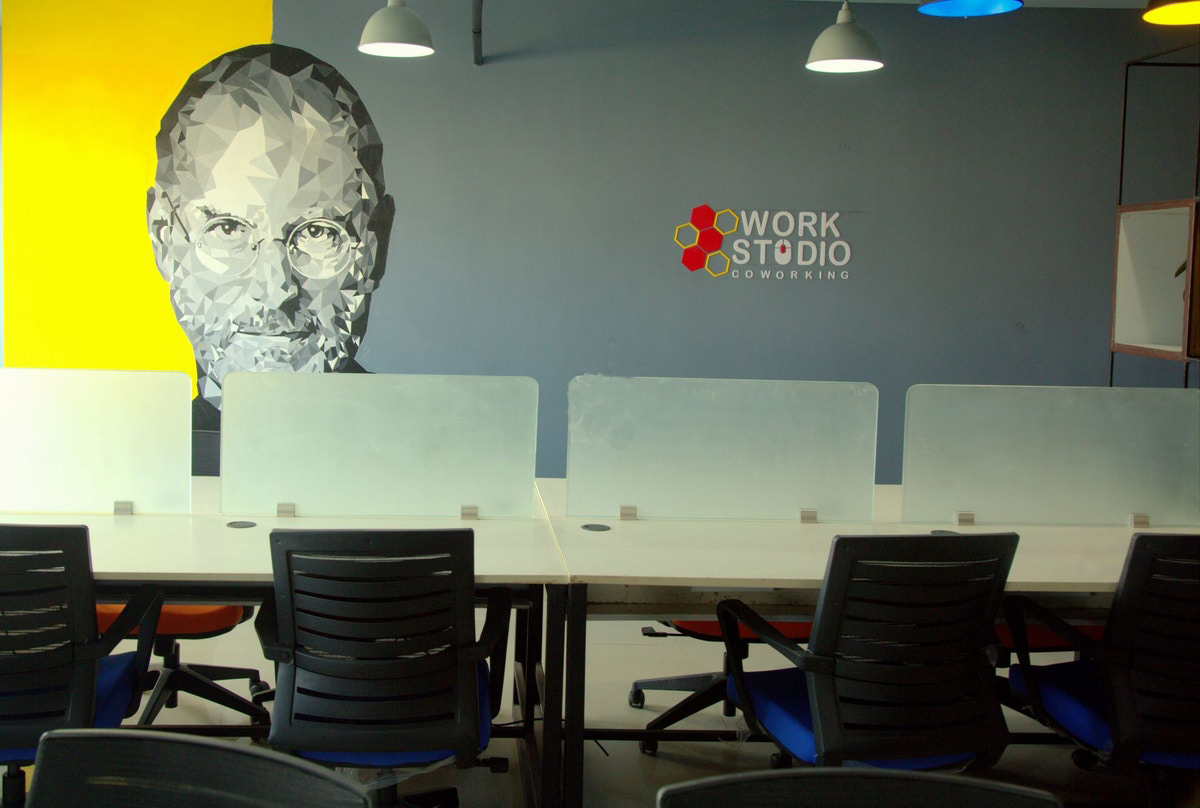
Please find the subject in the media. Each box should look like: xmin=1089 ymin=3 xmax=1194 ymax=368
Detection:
xmin=993 ymin=621 xmax=1105 ymax=650
xmin=671 ymin=620 xmax=814 ymax=642
xmin=670 ymin=619 xmax=1104 ymax=650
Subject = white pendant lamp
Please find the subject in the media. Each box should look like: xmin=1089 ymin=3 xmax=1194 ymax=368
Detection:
xmin=807 ymin=2 xmax=884 ymax=74
xmin=358 ymin=0 xmax=435 ymax=58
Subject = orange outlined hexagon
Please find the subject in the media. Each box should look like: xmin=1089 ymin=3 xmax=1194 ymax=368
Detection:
xmin=705 ymin=251 xmax=730 ymax=277
xmin=674 ymin=223 xmax=700 ymax=249
xmin=714 ymin=209 xmax=739 ymax=235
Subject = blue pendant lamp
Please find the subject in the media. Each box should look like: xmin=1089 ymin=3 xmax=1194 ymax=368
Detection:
xmin=918 ymin=0 xmax=1022 ymax=17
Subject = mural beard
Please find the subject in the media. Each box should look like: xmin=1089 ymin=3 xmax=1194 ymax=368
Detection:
xmin=168 ymin=269 xmax=374 ymax=409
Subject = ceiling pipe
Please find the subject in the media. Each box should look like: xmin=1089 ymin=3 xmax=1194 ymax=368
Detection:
xmin=472 ymin=0 xmax=484 ymax=65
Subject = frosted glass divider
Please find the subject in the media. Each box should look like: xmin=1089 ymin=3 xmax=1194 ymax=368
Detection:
xmin=0 ymin=368 xmax=192 ymax=514
xmin=566 ymin=375 xmax=877 ymax=520
xmin=220 ymin=373 xmax=538 ymax=518
xmin=902 ymin=385 xmax=1200 ymax=526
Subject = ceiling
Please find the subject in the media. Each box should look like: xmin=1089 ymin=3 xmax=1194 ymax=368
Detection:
xmin=839 ymin=0 xmax=1145 ymax=7
xmin=0 ymin=0 xmax=1161 ymax=36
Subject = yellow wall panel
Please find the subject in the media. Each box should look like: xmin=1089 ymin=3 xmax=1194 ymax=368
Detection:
xmin=3 ymin=2 xmax=272 ymax=386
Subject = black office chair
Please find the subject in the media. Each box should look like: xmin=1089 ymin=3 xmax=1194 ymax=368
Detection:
xmin=96 ymin=601 xmax=269 ymax=728
xmin=255 ymin=528 xmax=512 ymax=808
xmin=1003 ymin=533 xmax=1200 ymax=777
xmin=631 ymin=619 xmax=813 ymax=756
xmin=0 ymin=524 xmax=162 ymax=807
xmin=656 ymin=768 xmax=1063 ymax=807
xmin=96 ymin=426 xmax=268 ymax=730
xmin=25 ymin=728 xmax=371 ymax=807
xmin=718 ymin=532 xmax=1018 ymax=770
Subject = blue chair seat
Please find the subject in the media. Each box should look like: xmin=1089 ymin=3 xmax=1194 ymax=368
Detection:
xmin=295 ymin=658 xmax=491 ymax=768
xmin=1008 ymin=661 xmax=1200 ymax=770
xmin=0 ymin=652 xmax=138 ymax=763
xmin=727 ymin=668 xmax=973 ymax=770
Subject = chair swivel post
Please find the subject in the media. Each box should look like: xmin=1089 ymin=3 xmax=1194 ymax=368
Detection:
xmin=2 ymin=764 xmax=25 ymax=808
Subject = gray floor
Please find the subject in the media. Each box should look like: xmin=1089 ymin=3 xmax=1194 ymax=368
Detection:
xmin=118 ymin=616 xmax=1199 ymax=808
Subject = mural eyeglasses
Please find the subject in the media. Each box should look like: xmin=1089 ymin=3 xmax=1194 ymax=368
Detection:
xmin=166 ymin=198 xmax=365 ymax=282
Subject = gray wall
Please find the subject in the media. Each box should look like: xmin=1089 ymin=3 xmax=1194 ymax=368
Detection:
xmin=275 ymin=0 xmax=1198 ymax=481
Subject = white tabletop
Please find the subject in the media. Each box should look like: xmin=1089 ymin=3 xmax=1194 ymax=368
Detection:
xmin=540 ymin=479 xmax=1198 ymax=594
xmin=5 ymin=478 xmax=1195 ymax=595
xmin=0 ymin=478 xmax=568 ymax=586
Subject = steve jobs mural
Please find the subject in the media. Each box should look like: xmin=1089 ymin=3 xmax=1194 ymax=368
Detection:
xmin=147 ymin=44 xmax=393 ymax=446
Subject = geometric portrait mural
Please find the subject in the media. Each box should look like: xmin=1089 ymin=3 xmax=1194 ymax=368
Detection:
xmin=147 ymin=44 xmax=393 ymax=429
xmin=2 ymin=1 xmax=271 ymax=388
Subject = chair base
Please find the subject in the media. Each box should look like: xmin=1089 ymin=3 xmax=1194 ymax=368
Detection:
xmin=645 ymin=677 xmax=729 ymax=731
xmin=630 ymin=671 xmax=736 ymax=717
xmin=376 ymin=785 xmax=458 ymax=807
xmin=631 ymin=671 xmax=722 ymax=699
xmin=139 ymin=662 xmax=269 ymax=725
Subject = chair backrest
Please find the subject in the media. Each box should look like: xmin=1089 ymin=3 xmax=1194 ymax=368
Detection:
xmin=0 ymin=525 xmax=99 ymax=753
xmin=26 ymin=728 xmax=371 ymax=808
xmin=656 ymin=768 xmax=1062 ymax=808
xmin=266 ymin=528 xmax=481 ymax=762
xmin=804 ymin=533 xmax=1019 ymax=766
xmin=1102 ymin=532 xmax=1200 ymax=767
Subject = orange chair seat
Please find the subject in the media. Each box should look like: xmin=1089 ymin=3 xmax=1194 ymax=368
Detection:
xmin=97 ymin=603 xmax=245 ymax=636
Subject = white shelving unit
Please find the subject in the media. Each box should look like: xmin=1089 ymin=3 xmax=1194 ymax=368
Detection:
xmin=1109 ymin=45 xmax=1200 ymax=382
xmin=1110 ymin=198 xmax=1199 ymax=361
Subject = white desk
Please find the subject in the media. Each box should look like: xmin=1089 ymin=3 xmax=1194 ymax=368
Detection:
xmin=10 ymin=478 xmax=1150 ymax=594
xmin=542 ymin=478 xmax=1176 ymax=595
xmin=1 ymin=478 xmax=568 ymax=590
xmin=1 ymin=478 xmax=568 ymax=808
xmin=538 ymin=476 xmax=1198 ymax=808
xmin=5 ymin=478 xmax=1195 ymax=808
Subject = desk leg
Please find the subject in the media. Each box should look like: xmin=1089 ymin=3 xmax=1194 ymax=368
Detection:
xmin=542 ymin=584 xmax=567 ymax=808
xmin=515 ymin=586 xmax=543 ymax=713
xmin=511 ymin=587 xmax=546 ymax=808
xmin=562 ymin=583 xmax=588 ymax=808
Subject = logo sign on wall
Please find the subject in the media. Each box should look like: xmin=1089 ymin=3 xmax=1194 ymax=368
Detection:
xmin=674 ymin=204 xmax=853 ymax=281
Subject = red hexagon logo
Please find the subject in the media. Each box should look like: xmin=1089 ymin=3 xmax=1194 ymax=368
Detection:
xmin=697 ymin=227 xmax=723 ymax=253
xmin=689 ymin=204 xmax=716 ymax=230
xmin=681 ymin=246 xmax=707 ymax=271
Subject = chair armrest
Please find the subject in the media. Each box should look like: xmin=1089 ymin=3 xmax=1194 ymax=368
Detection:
xmin=1002 ymin=594 xmax=1102 ymax=726
xmin=469 ymin=587 xmax=514 ymax=662
xmin=467 ymin=587 xmax=514 ymax=720
xmin=1003 ymin=595 xmax=1102 ymax=663
xmin=90 ymin=585 xmax=162 ymax=720
xmin=254 ymin=596 xmax=292 ymax=663
xmin=91 ymin=584 xmax=163 ymax=659
xmin=717 ymin=599 xmax=826 ymax=737
xmin=716 ymin=599 xmax=823 ymax=671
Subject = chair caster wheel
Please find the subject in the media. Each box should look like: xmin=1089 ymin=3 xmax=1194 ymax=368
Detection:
xmin=639 ymin=740 xmax=658 ymax=756
xmin=1071 ymin=749 xmax=1100 ymax=770
xmin=770 ymin=752 xmax=793 ymax=769
xmin=249 ymin=680 xmax=269 ymax=696
xmin=628 ymin=689 xmax=645 ymax=709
